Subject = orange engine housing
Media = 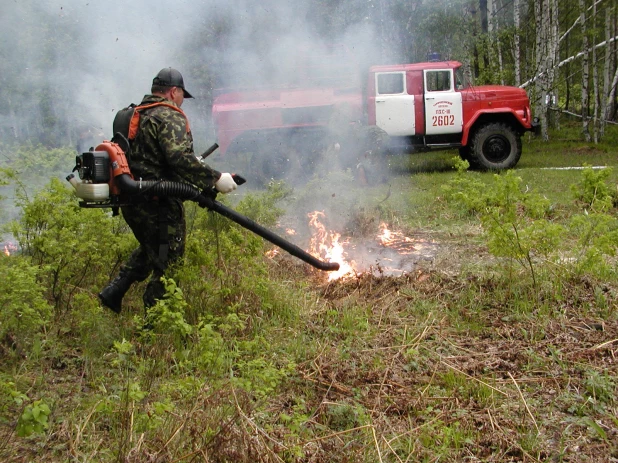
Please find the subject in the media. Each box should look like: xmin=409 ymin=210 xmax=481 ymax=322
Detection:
xmin=94 ymin=141 xmax=133 ymax=195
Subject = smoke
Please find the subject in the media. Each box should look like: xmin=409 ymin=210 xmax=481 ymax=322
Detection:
xmin=35 ymin=0 xmax=201 ymax=137
xmin=2 ymin=0 xmax=396 ymax=221
xmin=1 ymin=0 xmax=398 ymax=148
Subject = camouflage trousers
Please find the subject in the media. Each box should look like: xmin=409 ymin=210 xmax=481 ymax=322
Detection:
xmin=120 ymin=197 xmax=186 ymax=309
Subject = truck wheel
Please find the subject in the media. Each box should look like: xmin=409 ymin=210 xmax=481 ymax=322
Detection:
xmin=468 ymin=123 xmax=522 ymax=170
xmin=258 ymin=149 xmax=291 ymax=182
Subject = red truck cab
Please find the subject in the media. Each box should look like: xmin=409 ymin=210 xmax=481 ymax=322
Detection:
xmin=368 ymin=61 xmax=537 ymax=168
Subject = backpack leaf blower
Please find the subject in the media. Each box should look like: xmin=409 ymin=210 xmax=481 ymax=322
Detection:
xmin=67 ymin=140 xmax=340 ymax=272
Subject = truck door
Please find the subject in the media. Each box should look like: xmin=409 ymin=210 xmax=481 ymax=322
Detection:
xmin=423 ymin=69 xmax=463 ymax=135
xmin=374 ymin=72 xmax=415 ymax=136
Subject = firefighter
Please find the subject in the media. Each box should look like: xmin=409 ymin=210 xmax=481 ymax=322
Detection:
xmin=98 ymin=67 xmax=237 ymax=314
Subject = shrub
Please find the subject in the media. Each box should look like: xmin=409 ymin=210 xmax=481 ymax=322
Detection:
xmin=0 ymin=254 xmax=52 ymax=357
xmin=9 ymin=178 xmax=135 ymax=311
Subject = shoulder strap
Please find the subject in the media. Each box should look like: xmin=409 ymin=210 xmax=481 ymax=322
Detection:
xmin=128 ymin=102 xmax=191 ymax=140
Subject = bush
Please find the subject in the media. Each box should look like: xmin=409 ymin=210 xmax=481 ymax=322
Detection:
xmin=9 ymin=178 xmax=136 ymax=311
xmin=0 ymin=254 xmax=52 ymax=357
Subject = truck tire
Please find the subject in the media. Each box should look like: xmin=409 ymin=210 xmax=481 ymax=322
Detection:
xmin=468 ymin=123 xmax=522 ymax=170
xmin=255 ymin=147 xmax=292 ymax=183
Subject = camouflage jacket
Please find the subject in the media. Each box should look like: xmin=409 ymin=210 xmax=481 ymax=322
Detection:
xmin=128 ymin=95 xmax=220 ymax=191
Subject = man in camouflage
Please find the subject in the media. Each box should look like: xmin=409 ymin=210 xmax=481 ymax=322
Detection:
xmin=99 ymin=67 xmax=237 ymax=313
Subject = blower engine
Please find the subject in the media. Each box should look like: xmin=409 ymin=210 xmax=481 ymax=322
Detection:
xmin=68 ymin=141 xmax=132 ymax=208
xmin=67 ymin=141 xmax=340 ymax=272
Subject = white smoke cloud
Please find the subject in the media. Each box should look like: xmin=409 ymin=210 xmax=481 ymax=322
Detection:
xmin=4 ymin=0 xmax=390 ymax=142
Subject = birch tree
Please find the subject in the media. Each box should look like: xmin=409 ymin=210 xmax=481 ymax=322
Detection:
xmin=488 ymin=0 xmax=505 ymax=84
xmin=603 ymin=8 xmax=618 ymax=126
xmin=580 ymin=0 xmax=591 ymax=141
xmin=548 ymin=0 xmax=560 ymax=130
xmin=592 ymin=1 xmax=599 ymax=142
xmin=534 ymin=0 xmax=549 ymax=140
xmin=601 ymin=6 xmax=614 ymax=138
xmin=513 ymin=0 xmax=521 ymax=86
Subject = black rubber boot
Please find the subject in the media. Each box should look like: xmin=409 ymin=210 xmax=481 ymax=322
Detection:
xmin=98 ymin=275 xmax=135 ymax=314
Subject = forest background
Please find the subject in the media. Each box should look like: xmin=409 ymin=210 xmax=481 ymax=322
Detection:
xmin=1 ymin=0 xmax=617 ymax=154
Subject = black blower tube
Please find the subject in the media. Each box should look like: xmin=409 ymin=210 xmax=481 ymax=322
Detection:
xmin=114 ymin=174 xmax=340 ymax=272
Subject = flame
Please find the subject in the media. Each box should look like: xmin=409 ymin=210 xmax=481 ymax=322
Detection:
xmin=307 ymin=211 xmax=355 ymax=281
xmin=376 ymin=222 xmax=416 ymax=254
xmin=3 ymin=243 xmax=18 ymax=256
xmin=265 ymin=248 xmax=279 ymax=259
xmin=266 ymin=213 xmax=432 ymax=281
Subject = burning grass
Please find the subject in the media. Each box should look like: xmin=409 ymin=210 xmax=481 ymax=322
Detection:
xmin=267 ymin=208 xmax=441 ymax=283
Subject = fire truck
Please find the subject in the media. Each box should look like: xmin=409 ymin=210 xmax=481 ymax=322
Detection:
xmin=211 ymin=55 xmax=538 ymax=178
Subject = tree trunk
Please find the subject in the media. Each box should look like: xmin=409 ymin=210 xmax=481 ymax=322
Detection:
xmin=565 ymin=27 xmax=571 ymax=111
xmin=547 ymin=0 xmax=559 ymax=130
xmin=463 ymin=2 xmax=476 ymax=85
xmin=600 ymin=9 xmax=611 ymax=138
xmin=488 ymin=0 xmax=504 ymax=84
xmin=592 ymin=1 xmax=599 ymax=143
xmin=580 ymin=0 xmax=591 ymax=142
xmin=471 ymin=2 xmax=481 ymax=79
xmin=514 ymin=0 xmax=521 ymax=87
xmin=535 ymin=0 xmax=549 ymax=140
xmin=609 ymin=7 xmax=618 ymax=123
xmin=480 ymin=0 xmax=489 ymax=69
xmin=480 ymin=0 xmax=488 ymax=34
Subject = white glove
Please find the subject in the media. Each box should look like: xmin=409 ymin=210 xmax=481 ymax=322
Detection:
xmin=215 ymin=172 xmax=237 ymax=193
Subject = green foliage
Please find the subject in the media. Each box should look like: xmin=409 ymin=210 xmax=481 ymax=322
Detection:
xmin=279 ymin=399 xmax=310 ymax=435
xmin=0 ymin=254 xmax=52 ymax=356
xmin=232 ymin=358 xmax=295 ymax=399
xmin=180 ymin=183 xmax=296 ymax=323
xmin=0 ymin=167 xmax=10 ymax=193
xmin=10 ymin=177 xmax=135 ymax=310
xmin=234 ymin=180 xmax=292 ymax=227
xmin=441 ymin=159 xmax=490 ymax=215
xmin=443 ymin=168 xmax=562 ymax=286
xmin=144 ymin=277 xmax=192 ymax=340
xmin=16 ymin=399 xmax=51 ymax=437
xmin=571 ymin=165 xmax=616 ymax=212
xmin=565 ymin=167 xmax=618 ymax=278
xmin=2 ymin=135 xmax=618 ymax=461
xmin=112 ymin=338 xmax=135 ymax=368
xmin=443 ymin=165 xmax=618 ymax=286
xmin=417 ymin=416 xmax=476 ymax=456
xmin=324 ymin=402 xmax=367 ymax=431
xmin=0 ymin=167 xmax=19 ymax=223
xmin=7 ymin=144 xmax=75 ymax=183
xmin=192 ymin=319 xmax=228 ymax=375
xmin=0 ymin=378 xmax=29 ymax=425
xmin=569 ymin=212 xmax=618 ymax=277
xmin=584 ymin=370 xmax=615 ymax=405
xmin=443 ymin=164 xmax=552 ymax=219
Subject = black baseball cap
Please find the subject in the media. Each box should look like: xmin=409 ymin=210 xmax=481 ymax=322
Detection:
xmin=153 ymin=67 xmax=194 ymax=98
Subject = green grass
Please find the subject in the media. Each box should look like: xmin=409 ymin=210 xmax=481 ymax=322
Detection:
xmin=0 ymin=124 xmax=617 ymax=462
